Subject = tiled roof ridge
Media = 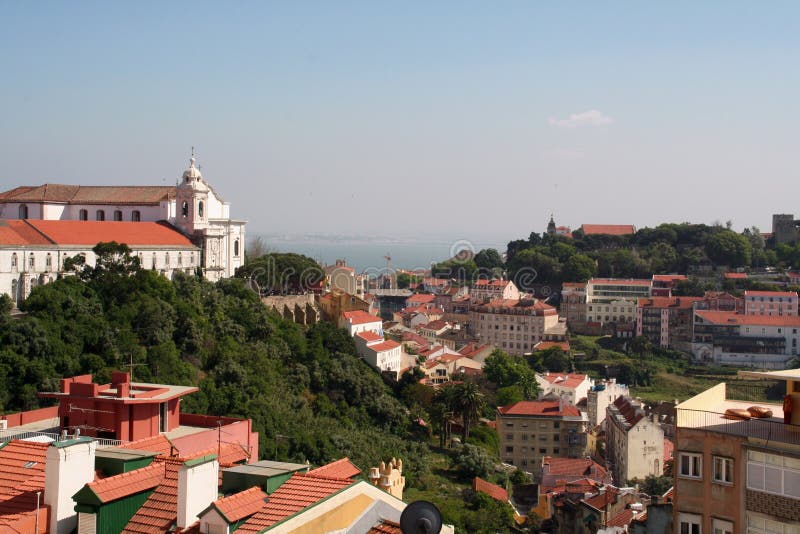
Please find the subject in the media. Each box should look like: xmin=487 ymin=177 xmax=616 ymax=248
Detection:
xmin=20 ymin=218 xmax=57 ymax=245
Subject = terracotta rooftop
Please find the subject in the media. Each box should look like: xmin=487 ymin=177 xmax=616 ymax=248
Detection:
xmin=0 ymin=441 xmax=49 ymax=532
xmin=368 ymin=519 xmax=403 ymax=534
xmin=498 ymin=400 xmax=581 ymax=418
xmin=2 ymin=220 xmax=197 ymax=247
xmin=607 ymin=508 xmax=636 ymax=528
xmin=472 ymin=477 xmax=508 ymax=502
xmin=122 ymin=460 xmax=183 ymax=534
xmin=209 ymin=487 xmax=268 ymax=524
xmin=420 ymin=320 xmax=449 ymax=331
xmin=638 ymin=296 xmax=703 ymax=309
xmin=406 ymin=294 xmax=436 ymax=303
xmin=85 ymin=462 xmax=164 ymax=503
xmin=541 ymin=373 xmax=587 ymax=389
xmin=695 ymin=310 xmax=800 ymax=327
xmin=365 ymin=340 xmax=401 ymax=353
xmin=307 ymin=457 xmax=361 ymax=480
xmin=0 ymin=184 xmax=176 ymax=205
xmin=652 ymin=274 xmax=688 ymax=282
xmin=582 ymin=486 xmax=618 ymax=511
xmin=235 ymin=473 xmax=355 ymax=533
xmin=542 ymin=457 xmax=608 ymax=479
xmin=581 ymin=224 xmax=635 ymax=236
xmin=357 ymin=331 xmax=384 ymax=343
xmin=724 ymin=272 xmax=748 ymax=279
xmin=533 ymin=341 xmax=571 ymax=352
xmin=744 ymin=290 xmax=798 ymax=298
xmin=342 ymin=310 xmax=383 ymax=325
xmin=473 ymin=279 xmax=510 ymax=287
xmin=611 ymin=396 xmax=644 ymax=428
xmin=589 ymin=278 xmax=652 ymax=286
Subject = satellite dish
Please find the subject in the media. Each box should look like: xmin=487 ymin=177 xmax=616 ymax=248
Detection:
xmin=400 ymin=501 xmax=442 ymax=534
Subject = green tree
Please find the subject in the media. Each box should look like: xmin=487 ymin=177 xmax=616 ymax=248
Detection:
xmin=474 ymin=248 xmax=503 ymax=271
xmin=453 ymin=443 xmax=494 ymax=478
xmin=562 ymin=253 xmax=597 ymax=282
xmin=706 ymin=230 xmax=752 ymax=267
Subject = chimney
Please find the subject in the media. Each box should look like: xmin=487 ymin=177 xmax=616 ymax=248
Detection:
xmin=177 ymin=455 xmax=219 ymax=529
xmin=45 ymin=438 xmax=96 ymax=534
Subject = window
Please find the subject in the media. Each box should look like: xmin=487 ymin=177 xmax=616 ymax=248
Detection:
xmin=554 ymin=421 xmax=560 ymax=429
xmin=45 ymin=253 xmax=52 ymax=271
xmin=679 ymin=452 xmax=702 ymax=479
xmin=79 ymin=209 xmax=88 ymax=220
xmin=198 ymin=201 xmax=204 ymax=218
xmin=164 ymin=253 xmax=170 ymax=267
xmin=678 ymin=513 xmax=701 ymax=534
xmin=553 ymin=434 xmax=560 ymax=442
xmin=712 ymin=456 xmax=734 ymax=484
xmin=747 ymin=450 xmax=800 ymax=498
xmin=18 ymin=204 xmax=28 ymax=219
xmin=506 ymin=433 xmax=513 ymax=440
xmin=28 ymin=253 xmax=35 ymax=269
xmin=132 ymin=210 xmax=141 ymax=222
xmin=539 ymin=448 xmax=547 ymax=454
xmin=152 ymin=253 xmax=157 ymax=270
xmin=182 ymin=200 xmax=188 ymax=217
xmin=96 ymin=209 xmax=105 ymax=221
xmin=177 ymin=253 xmax=182 ymax=266
xmin=114 ymin=210 xmax=122 ymax=221
xmin=11 ymin=253 xmax=17 ymax=270
xmin=711 ymin=518 xmax=733 ymax=534
xmin=747 ymin=512 xmax=799 ymax=534
xmin=505 ymin=446 xmax=513 ymax=453
xmin=553 ymin=448 xmax=560 ymax=455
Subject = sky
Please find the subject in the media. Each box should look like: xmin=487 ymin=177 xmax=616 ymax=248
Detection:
xmin=1 ymin=1 xmax=798 ymax=243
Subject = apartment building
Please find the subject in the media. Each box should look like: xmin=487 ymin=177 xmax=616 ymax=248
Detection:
xmin=674 ymin=371 xmax=800 ymax=534
xmin=605 ymin=396 xmax=666 ymax=485
xmin=744 ymin=290 xmax=799 ymax=317
xmin=496 ymin=400 xmax=588 ymax=474
xmin=471 ymin=279 xmax=520 ymax=302
xmin=636 ymin=296 xmax=703 ymax=350
xmin=586 ymin=279 xmax=652 ymax=325
xmin=692 ymin=311 xmax=800 ymax=368
xmin=536 ymin=372 xmax=594 ymax=406
xmin=469 ymin=298 xmax=565 ymax=356
xmin=587 ymin=379 xmax=631 ymax=428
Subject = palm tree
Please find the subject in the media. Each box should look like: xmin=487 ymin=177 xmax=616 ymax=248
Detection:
xmin=453 ymin=380 xmax=486 ymax=442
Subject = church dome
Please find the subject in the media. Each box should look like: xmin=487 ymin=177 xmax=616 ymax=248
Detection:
xmin=180 ymin=155 xmax=209 ymax=191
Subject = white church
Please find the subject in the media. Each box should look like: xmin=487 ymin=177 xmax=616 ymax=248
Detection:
xmin=0 ymin=153 xmax=246 ymax=304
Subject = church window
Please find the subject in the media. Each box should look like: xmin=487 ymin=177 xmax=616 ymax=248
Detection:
xmin=198 ymin=201 xmax=204 ymax=219
xmin=234 ymin=239 xmax=240 ymax=257
xmin=182 ymin=201 xmax=188 ymax=218
xmin=96 ymin=210 xmax=105 ymax=221
xmin=165 ymin=253 xmax=170 ymax=267
xmin=45 ymin=253 xmax=52 ymax=271
xmin=152 ymin=253 xmax=157 ymax=270
xmin=10 ymin=280 xmax=17 ymax=302
xmin=28 ymin=253 xmax=35 ymax=270
xmin=114 ymin=210 xmax=122 ymax=221
xmin=79 ymin=209 xmax=88 ymax=221
xmin=177 ymin=253 xmax=182 ymax=266
xmin=18 ymin=205 xmax=28 ymax=219
xmin=11 ymin=253 xmax=17 ymax=270
xmin=132 ymin=210 xmax=141 ymax=222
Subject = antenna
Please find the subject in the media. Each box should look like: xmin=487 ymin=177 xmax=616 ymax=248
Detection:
xmin=125 ymin=354 xmax=147 ymax=382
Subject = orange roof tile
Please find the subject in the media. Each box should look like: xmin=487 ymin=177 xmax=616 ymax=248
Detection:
xmin=652 ymin=274 xmax=688 ymax=282
xmin=119 ymin=435 xmax=175 ymax=457
xmin=210 ymin=487 xmax=268 ymax=523
xmin=541 ymin=373 xmax=587 ymax=389
xmin=589 ymin=278 xmax=651 ymax=286
xmin=0 ymin=184 xmax=175 ymax=205
xmin=0 ymin=220 xmax=54 ymax=245
xmin=582 ymin=486 xmax=618 ymax=511
xmin=365 ymin=340 xmax=401 ymax=353
xmin=533 ymin=341 xmax=571 ymax=352
xmin=542 ymin=457 xmax=607 ymax=479
xmin=581 ymin=224 xmax=635 ymax=236
xmin=307 ymin=458 xmax=361 ymax=479
xmin=607 ymin=508 xmax=636 ymax=528
xmin=498 ymin=400 xmax=581 ymax=417
xmin=122 ymin=460 xmax=182 ymax=534
xmin=724 ymin=272 xmax=748 ymax=279
xmin=420 ymin=320 xmax=449 ymax=331
xmin=406 ymin=294 xmax=436 ymax=304
xmin=235 ymin=474 xmax=354 ymax=533
xmin=744 ymin=290 xmax=798 ymax=298
xmin=695 ymin=310 xmax=800 ymax=327
xmin=24 ymin=220 xmax=196 ymax=247
xmin=342 ymin=310 xmax=382 ymax=325
xmin=638 ymin=296 xmax=703 ymax=309
xmin=0 ymin=441 xmax=49 ymax=531
xmin=357 ymin=331 xmax=384 ymax=342
xmin=87 ymin=462 xmax=164 ymax=503
xmin=368 ymin=519 xmax=403 ymax=534
xmin=472 ymin=477 xmax=508 ymax=502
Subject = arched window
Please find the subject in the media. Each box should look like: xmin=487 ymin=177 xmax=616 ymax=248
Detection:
xmin=182 ymin=201 xmax=188 ymax=218
xmin=177 ymin=252 xmax=183 ymax=266
xmin=234 ymin=239 xmax=240 ymax=257
xmin=152 ymin=252 xmax=157 ymax=270
xmin=114 ymin=210 xmax=123 ymax=221
xmin=79 ymin=209 xmax=88 ymax=221
xmin=198 ymin=201 xmax=204 ymax=219
xmin=96 ymin=210 xmax=105 ymax=221
xmin=190 ymin=252 xmax=195 ymax=265
xmin=137 ymin=252 xmax=143 ymax=268
xmin=132 ymin=210 xmax=141 ymax=222
xmin=45 ymin=253 xmax=52 ymax=271
xmin=165 ymin=252 xmax=170 ymax=268
xmin=28 ymin=253 xmax=35 ymax=270
xmin=11 ymin=253 xmax=17 ymax=271
xmin=18 ymin=205 xmax=28 ymax=219
xmin=10 ymin=280 xmax=17 ymax=303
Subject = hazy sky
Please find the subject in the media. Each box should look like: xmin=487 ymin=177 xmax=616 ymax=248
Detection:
xmin=1 ymin=1 xmax=798 ymax=242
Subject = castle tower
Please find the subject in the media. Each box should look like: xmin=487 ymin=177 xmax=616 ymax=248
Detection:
xmin=368 ymin=457 xmax=405 ymax=500
xmin=547 ymin=214 xmax=557 ymax=236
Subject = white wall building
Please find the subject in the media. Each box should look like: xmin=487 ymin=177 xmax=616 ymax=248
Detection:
xmin=355 ymin=331 xmax=402 ymax=377
xmin=536 ymin=372 xmax=594 ymax=406
xmin=605 ymin=396 xmax=665 ymax=484
xmin=469 ymin=299 xmax=563 ymax=356
xmin=340 ymin=310 xmax=384 ymax=337
xmin=586 ymin=379 xmax=631 ymax=428
xmin=0 ymin=153 xmax=245 ymax=282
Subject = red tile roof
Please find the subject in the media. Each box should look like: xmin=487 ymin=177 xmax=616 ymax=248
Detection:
xmin=607 ymin=508 xmax=636 ymax=528
xmin=18 ymin=220 xmax=196 ymax=247
xmin=724 ymin=272 xmax=748 ymax=279
xmin=541 ymin=373 xmax=587 ymax=388
xmin=472 ymin=477 xmax=508 ymax=502
xmin=533 ymin=341 xmax=571 ymax=352
xmin=498 ymin=400 xmax=581 ymax=417
xmin=406 ymin=294 xmax=436 ymax=304
xmin=357 ymin=331 xmax=384 ymax=343
xmin=652 ymin=274 xmax=687 ymax=282
xmin=638 ymin=296 xmax=703 ymax=309
xmin=119 ymin=435 xmax=175 ymax=457
xmin=582 ymin=486 xmax=618 ymax=511
xmin=611 ymin=396 xmax=644 ymax=428
xmin=87 ymin=462 xmax=165 ymax=503
xmin=0 ymin=441 xmax=49 ymax=531
xmin=307 ymin=457 xmax=361 ymax=479
xmin=420 ymin=320 xmax=449 ymax=331
xmin=744 ymin=290 xmax=798 ymax=298
xmin=581 ymin=224 xmax=635 ymax=236
xmin=235 ymin=474 xmax=354 ymax=533
xmin=342 ymin=310 xmax=382 ymax=325
xmin=122 ymin=460 xmax=183 ymax=534
xmin=366 ymin=340 xmax=401 ymax=353
xmin=368 ymin=519 xmax=403 ymax=534
xmin=0 ymin=220 xmax=53 ymax=245
xmin=695 ymin=310 xmax=800 ymax=327
xmin=473 ymin=279 xmax=510 ymax=288
xmin=0 ymin=184 xmax=175 ymax=205
xmin=210 ymin=487 xmax=268 ymax=523
xmin=542 ymin=457 xmax=608 ymax=479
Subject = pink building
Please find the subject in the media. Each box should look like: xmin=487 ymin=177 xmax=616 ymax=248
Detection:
xmin=744 ymin=290 xmax=798 ymax=316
